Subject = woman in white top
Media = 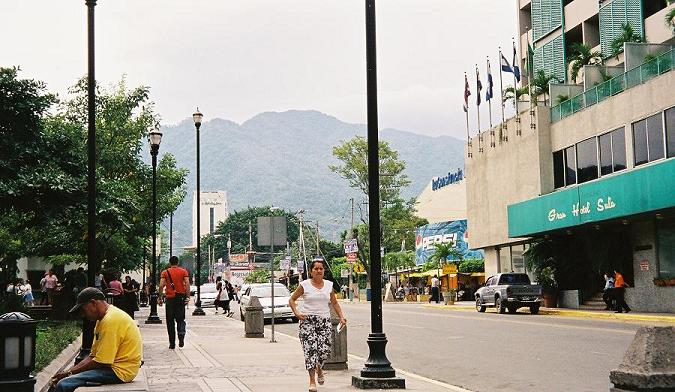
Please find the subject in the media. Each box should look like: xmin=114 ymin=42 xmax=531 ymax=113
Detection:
xmin=289 ymin=259 xmax=346 ymax=392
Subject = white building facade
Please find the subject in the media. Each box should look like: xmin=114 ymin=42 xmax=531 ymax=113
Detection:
xmin=192 ymin=191 xmax=229 ymax=246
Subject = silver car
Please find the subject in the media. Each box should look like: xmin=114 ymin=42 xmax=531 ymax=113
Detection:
xmin=239 ymin=283 xmax=297 ymax=322
xmin=197 ymin=283 xmax=219 ymax=308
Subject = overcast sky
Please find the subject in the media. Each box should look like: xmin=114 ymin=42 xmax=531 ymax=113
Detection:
xmin=3 ymin=1 xmax=517 ymax=139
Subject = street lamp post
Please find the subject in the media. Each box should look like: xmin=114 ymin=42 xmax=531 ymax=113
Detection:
xmin=145 ymin=128 xmax=163 ymax=324
xmin=192 ymin=109 xmax=206 ymax=316
xmin=352 ymin=0 xmax=405 ymax=388
xmin=76 ymin=0 xmax=97 ymax=365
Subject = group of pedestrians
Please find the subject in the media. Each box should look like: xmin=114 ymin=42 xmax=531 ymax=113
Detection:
xmin=214 ymin=276 xmax=235 ymax=317
xmin=5 ymin=278 xmax=35 ymax=306
xmin=602 ymin=269 xmax=631 ymax=313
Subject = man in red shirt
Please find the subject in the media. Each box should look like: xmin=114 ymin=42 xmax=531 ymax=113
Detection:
xmin=158 ymin=256 xmax=190 ymax=349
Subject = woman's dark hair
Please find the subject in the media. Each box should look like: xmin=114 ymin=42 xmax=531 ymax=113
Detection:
xmin=309 ymin=259 xmax=325 ymax=271
xmin=215 ymin=276 xmax=222 ymax=282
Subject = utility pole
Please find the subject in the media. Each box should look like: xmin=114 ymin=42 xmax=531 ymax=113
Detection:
xmin=315 ymin=221 xmax=321 ymax=257
xmin=350 ymin=198 xmax=355 ymax=302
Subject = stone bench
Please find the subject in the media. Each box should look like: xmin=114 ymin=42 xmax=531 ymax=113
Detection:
xmin=81 ymin=367 xmax=148 ymax=392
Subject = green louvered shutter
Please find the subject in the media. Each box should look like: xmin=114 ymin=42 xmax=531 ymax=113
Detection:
xmin=533 ymin=33 xmax=566 ymax=83
xmin=531 ymin=0 xmax=564 ymax=42
xmin=599 ymin=0 xmax=645 ymax=58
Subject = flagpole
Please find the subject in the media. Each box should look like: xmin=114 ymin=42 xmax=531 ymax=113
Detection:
xmin=464 ymin=72 xmax=472 ymax=158
xmin=513 ymin=38 xmax=521 ymax=136
xmin=476 ymin=64 xmax=483 ymax=153
xmin=498 ymin=48 xmax=506 ymax=142
xmin=487 ymin=57 xmax=493 ymax=129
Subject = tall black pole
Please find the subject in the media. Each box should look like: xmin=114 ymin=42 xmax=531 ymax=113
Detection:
xmin=146 ymin=144 xmax=162 ymax=324
xmin=353 ymin=0 xmax=404 ymax=388
xmin=76 ymin=0 xmax=97 ymax=364
xmin=193 ymin=116 xmax=205 ymax=316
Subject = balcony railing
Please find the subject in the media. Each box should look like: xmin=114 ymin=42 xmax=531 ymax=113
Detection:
xmin=551 ymin=49 xmax=675 ymax=123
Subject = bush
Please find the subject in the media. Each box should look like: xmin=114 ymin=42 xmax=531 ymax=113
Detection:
xmin=458 ymin=259 xmax=484 ymax=273
xmin=35 ymin=320 xmax=82 ymax=372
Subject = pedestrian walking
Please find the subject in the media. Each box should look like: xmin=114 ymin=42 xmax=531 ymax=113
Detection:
xmin=602 ymin=272 xmax=615 ymax=310
xmin=121 ymin=276 xmax=139 ymax=319
xmin=214 ymin=276 xmax=223 ymax=313
xmin=107 ymin=274 xmax=124 ymax=307
xmin=21 ymin=279 xmax=34 ymax=306
xmin=289 ymin=259 xmax=347 ymax=392
xmin=94 ymin=269 xmax=107 ymax=292
xmin=224 ymin=280 xmax=234 ymax=317
xmin=613 ymin=270 xmax=631 ymax=313
xmin=430 ymin=275 xmax=440 ymax=304
xmin=158 ymin=256 xmax=190 ymax=349
xmin=42 ymin=270 xmax=59 ymax=305
xmin=234 ymin=284 xmax=241 ymax=303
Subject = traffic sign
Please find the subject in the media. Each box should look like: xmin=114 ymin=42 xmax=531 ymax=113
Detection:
xmin=344 ymin=238 xmax=358 ymax=254
xmin=346 ymin=252 xmax=358 ymax=263
xmin=341 ymin=268 xmax=350 ymax=278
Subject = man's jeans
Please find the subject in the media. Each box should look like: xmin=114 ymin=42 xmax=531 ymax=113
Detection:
xmin=54 ymin=368 xmax=121 ymax=392
xmin=166 ymin=296 xmax=186 ymax=344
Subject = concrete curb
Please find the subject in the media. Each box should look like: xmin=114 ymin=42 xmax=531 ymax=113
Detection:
xmin=422 ymin=304 xmax=675 ymax=324
xmin=34 ymin=335 xmax=82 ymax=392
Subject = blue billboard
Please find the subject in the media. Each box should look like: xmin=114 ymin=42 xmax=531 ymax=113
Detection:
xmin=415 ymin=220 xmax=483 ymax=265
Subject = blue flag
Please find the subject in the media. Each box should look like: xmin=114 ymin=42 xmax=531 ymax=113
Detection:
xmin=500 ymin=53 xmax=513 ymax=74
xmin=486 ymin=59 xmax=494 ymax=101
xmin=476 ymin=66 xmax=483 ymax=106
xmin=513 ymin=43 xmax=521 ymax=82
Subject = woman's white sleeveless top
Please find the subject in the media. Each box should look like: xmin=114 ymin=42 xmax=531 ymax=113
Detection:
xmin=300 ymin=279 xmax=332 ymax=317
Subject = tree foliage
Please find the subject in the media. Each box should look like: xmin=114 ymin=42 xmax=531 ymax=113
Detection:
xmin=610 ymin=23 xmax=644 ymax=58
xmin=568 ymin=43 xmax=603 ymax=83
xmin=529 ymin=70 xmax=561 ymax=105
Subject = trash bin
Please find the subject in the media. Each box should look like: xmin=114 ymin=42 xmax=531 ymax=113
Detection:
xmin=0 ymin=312 xmax=37 ymax=392
xmin=366 ymin=288 xmax=372 ymax=301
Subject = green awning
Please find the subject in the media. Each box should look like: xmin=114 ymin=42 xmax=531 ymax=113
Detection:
xmin=508 ymin=159 xmax=675 ymax=237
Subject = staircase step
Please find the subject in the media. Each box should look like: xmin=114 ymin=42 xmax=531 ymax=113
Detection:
xmin=578 ymin=304 xmax=609 ymax=311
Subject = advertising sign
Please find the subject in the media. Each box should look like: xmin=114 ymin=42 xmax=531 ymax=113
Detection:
xmin=415 ymin=220 xmax=484 ymax=265
xmin=341 ymin=268 xmax=350 ymax=278
xmin=346 ymin=253 xmax=358 ymax=263
xmin=281 ymin=256 xmax=291 ymax=271
xmin=344 ymin=239 xmax=359 ymax=254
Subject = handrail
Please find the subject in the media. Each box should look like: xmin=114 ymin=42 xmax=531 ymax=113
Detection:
xmin=551 ymin=48 xmax=675 ymax=123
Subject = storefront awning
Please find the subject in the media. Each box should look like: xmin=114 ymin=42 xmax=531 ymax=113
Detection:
xmin=507 ymin=159 xmax=675 ymax=237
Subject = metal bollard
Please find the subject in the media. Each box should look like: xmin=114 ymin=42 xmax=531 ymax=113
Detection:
xmin=323 ymin=304 xmax=348 ymax=370
xmin=244 ymin=296 xmax=264 ymax=338
xmin=0 ymin=312 xmax=38 ymax=392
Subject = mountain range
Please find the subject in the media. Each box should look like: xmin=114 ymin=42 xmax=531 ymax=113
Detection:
xmin=156 ymin=110 xmax=465 ymax=251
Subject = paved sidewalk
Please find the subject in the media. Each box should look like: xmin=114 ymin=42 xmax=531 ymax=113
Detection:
xmin=138 ymin=306 xmax=469 ymax=392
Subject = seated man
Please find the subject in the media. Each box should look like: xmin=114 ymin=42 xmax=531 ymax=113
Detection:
xmin=50 ymin=287 xmax=142 ymax=392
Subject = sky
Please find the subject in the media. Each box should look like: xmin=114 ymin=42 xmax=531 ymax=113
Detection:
xmin=3 ymin=1 xmax=518 ymax=139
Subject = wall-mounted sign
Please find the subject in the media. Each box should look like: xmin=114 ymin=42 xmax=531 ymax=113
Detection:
xmin=415 ymin=220 xmax=484 ymax=265
xmin=639 ymin=260 xmax=649 ymax=271
xmin=432 ymin=169 xmax=464 ymax=191
xmin=344 ymin=239 xmax=359 ymax=254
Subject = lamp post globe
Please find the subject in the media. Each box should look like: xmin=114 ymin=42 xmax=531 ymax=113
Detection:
xmin=145 ymin=127 xmax=163 ymax=325
xmin=192 ymin=109 xmax=206 ymax=316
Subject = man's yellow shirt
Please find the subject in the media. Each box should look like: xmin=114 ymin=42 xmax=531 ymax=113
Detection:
xmin=91 ymin=305 xmax=142 ymax=382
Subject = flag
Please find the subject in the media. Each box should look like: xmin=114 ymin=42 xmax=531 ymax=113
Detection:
xmin=463 ymin=73 xmax=471 ymax=113
xmin=500 ymin=53 xmax=513 ymax=74
xmin=513 ymin=42 xmax=521 ymax=82
xmin=476 ymin=66 xmax=483 ymax=106
xmin=486 ymin=59 xmax=494 ymax=101
xmin=527 ymin=40 xmax=535 ymax=78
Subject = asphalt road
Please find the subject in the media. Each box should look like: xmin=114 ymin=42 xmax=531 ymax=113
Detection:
xmin=228 ymin=300 xmax=648 ymax=392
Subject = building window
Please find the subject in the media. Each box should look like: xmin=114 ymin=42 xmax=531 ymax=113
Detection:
xmin=665 ymin=107 xmax=675 ymax=158
xmin=209 ymin=207 xmax=215 ymax=234
xmin=634 ymin=113 xmax=666 ymax=166
xmin=657 ymin=219 xmax=675 ymax=279
xmin=600 ymin=127 xmax=627 ymax=176
xmin=553 ymin=150 xmax=565 ymax=188
xmin=576 ymin=137 xmax=598 ymax=184
xmin=565 ymin=146 xmax=577 ymax=186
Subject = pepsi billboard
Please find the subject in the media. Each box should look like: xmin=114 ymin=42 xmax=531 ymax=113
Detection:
xmin=415 ymin=220 xmax=483 ymax=265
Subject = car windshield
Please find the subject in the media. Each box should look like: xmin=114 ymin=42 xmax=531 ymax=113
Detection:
xmin=498 ymin=274 xmax=531 ymax=285
xmin=250 ymin=285 xmax=290 ymax=297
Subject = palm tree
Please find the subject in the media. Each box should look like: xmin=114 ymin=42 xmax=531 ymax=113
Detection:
xmin=666 ymin=7 xmax=675 ymax=34
xmin=568 ymin=42 xmax=603 ymax=83
xmin=502 ymin=86 xmax=529 ymax=106
xmin=529 ymin=70 xmax=561 ymax=106
xmin=430 ymin=242 xmax=461 ymax=277
xmin=610 ymin=23 xmax=644 ymax=58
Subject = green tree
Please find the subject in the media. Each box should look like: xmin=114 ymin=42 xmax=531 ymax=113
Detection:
xmin=568 ymin=43 xmax=603 ymax=83
xmin=245 ymin=268 xmax=270 ymax=284
xmin=610 ymin=23 xmax=644 ymax=58
xmin=430 ymin=242 xmax=461 ymax=267
xmin=381 ymin=198 xmax=428 ymax=254
xmin=329 ymin=136 xmax=410 ymax=203
xmin=666 ymin=8 xmax=675 ymax=34
xmin=502 ymin=86 xmax=529 ymax=106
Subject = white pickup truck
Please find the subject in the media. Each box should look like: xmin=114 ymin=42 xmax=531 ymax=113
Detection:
xmin=475 ymin=273 xmax=542 ymax=314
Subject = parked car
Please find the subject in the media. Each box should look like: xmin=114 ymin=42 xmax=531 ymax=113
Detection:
xmin=239 ymin=283 xmax=296 ymax=322
xmin=197 ymin=283 xmax=218 ymax=308
xmin=475 ymin=273 xmax=542 ymax=314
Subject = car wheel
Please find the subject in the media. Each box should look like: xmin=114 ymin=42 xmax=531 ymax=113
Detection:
xmin=530 ymin=305 xmax=540 ymax=315
xmin=476 ymin=297 xmax=486 ymax=313
xmin=496 ymin=297 xmax=505 ymax=314
xmin=508 ymin=306 xmax=517 ymax=314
